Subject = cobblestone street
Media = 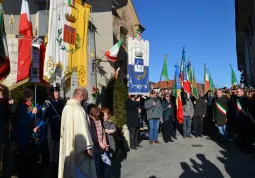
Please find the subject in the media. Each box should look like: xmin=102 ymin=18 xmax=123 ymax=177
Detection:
xmin=120 ymin=133 xmax=255 ymax=178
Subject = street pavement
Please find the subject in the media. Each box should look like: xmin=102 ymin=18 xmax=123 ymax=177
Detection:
xmin=120 ymin=133 xmax=255 ymax=178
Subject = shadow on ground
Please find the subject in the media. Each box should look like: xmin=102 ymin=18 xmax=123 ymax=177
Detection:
xmin=180 ymin=137 xmax=255 ymax=178
xmin=180 ymin=154 xmax=224 ymax=178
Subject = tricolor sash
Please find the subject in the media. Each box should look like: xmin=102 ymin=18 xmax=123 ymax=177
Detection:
xmin=215 ymin=101 xmax=227 ymax=115
xmin=236 ymin=100 xmax=255 ymax=125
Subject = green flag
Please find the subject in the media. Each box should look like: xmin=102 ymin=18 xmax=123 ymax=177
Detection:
xmin=231 ymin=65 xmax=238 ymax=85
xmin=208 ymin=70 xmax=214 ymax=90
xmin=161 ymin=54 xmax=169 ymax=80
xmin=187 ymin=61 xmax=193 ymax=83
xmin=192 ymin=69 xmax=198 ymax=99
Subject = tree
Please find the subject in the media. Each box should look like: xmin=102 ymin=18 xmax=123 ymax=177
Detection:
xmin=104 ymin=77 xmax=128 ymax=128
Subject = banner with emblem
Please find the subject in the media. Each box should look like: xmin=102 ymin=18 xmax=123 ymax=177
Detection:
xmin=127 ymin=37 xmax=150 ymax=95
xmin=44 ymin=0 xmax=90 ymax=88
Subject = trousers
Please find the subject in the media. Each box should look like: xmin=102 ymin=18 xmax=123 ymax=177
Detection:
xmin=193 ymin=116 xmax=203 ymax=137
xmin=128 ymin=127 xmax=139 ymax=147
xmin=162 ymin=116 xmax=174 ymax=142
xmin=183 ymin=116 xmax=192 ymax=137
xmin=148 ymin=119 xmax=160 ymax=141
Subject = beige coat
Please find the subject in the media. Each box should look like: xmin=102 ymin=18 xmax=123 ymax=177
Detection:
xmin=58 ymin=99 xmax=96 ymax=178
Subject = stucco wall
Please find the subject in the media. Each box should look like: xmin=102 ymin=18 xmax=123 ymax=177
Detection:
xmin=112 ymin=2 xmax=140 ymax=83
xmin=86 ymin=0 xmax=114 ymax=89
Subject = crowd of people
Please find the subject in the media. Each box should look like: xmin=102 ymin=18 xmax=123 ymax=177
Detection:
xmin=0 ymin=84 xmax=255 ymax=178
xmin=131 ymin=86 xmax=255 ymax=153
xmin=0 ymin=85 xmax=120 ymax=178
xmin=125 ymin=86 xmax=255 ymax=159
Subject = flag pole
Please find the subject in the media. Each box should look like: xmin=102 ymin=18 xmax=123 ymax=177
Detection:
xmin=34 ymin=84 xmax=37 ymax=127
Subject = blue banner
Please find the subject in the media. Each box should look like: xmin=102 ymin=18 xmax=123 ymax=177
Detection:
xmin=128 ymin=58 xmax=149 ymax=95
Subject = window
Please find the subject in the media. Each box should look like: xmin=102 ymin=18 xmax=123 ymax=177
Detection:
xmin=120 ymin=26 xmax=128 ymax=47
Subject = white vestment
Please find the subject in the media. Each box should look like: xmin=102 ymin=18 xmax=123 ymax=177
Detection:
xmin=58 ymin=99 xmax=96 ymax=178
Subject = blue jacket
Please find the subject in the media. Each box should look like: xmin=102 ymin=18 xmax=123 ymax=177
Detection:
xmin=17 ymin=102 xmax=46 ymax=147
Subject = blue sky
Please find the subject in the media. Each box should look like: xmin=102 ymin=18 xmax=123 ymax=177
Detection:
xmin=132 ymin=0 xmax=239 ymax=88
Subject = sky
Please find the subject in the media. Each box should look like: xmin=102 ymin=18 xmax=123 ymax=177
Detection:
xmin=132 ymin=0 xmax=239 ymax=88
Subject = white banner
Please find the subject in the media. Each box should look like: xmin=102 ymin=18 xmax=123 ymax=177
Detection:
xmin=44 ymin=0 xmax=71 ymax=83
xmin=2 ymin=34 xmax=19 ymax=88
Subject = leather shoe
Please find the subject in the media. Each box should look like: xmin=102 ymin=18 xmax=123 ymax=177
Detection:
xmin=131 ymin=146 xmax=137 ymax=150
xmin=136 ymin=145 xmax=142 ymax=148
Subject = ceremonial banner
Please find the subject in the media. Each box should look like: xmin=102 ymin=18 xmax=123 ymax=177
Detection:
xmin=44 ymin=0 xmax=90 ymax=87
xmin=128 ymin=37 xmax=150 ymax=95
xmin=30 ymin=44 xmax=40 ymax=83
xmin=2 ymin=35 xmax=19 ymax=89
xmin=2 ymin=0 xmax=33 ymax=89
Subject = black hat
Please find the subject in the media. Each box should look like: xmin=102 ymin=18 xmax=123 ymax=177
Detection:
xmin=49 ymin=83 xmax=61 ymax=92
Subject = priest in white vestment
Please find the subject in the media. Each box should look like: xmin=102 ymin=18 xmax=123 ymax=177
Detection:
xmin=58 ymin=88 xmax=96 ymax=178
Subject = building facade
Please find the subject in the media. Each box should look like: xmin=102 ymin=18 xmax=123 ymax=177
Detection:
xmin=235 ymin=0 xmax=255 ymax=87
xmin=2 ymin=0 xmax=144 ymax=102
xmin=86 ymin=0 xmax=145 ymax=102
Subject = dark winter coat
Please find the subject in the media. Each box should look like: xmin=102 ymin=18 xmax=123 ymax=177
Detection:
xmin=236 ymin=96 xmax=253 ymax=130
xmin=194 ymin=97 xmax=207 ymax=117
xmin=126 ymin=99 xmax=140 ymax=128
xmin=213 ymin=96 xmax=228 ymax=125
xmin=162 ymin=99 xmax=174 ymax=121
xmin=42 ymin=99 xmax=64 ymax=141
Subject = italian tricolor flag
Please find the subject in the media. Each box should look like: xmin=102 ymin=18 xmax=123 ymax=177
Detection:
xmin=105 ymin=40 xmax=122 ymax=62
xmin=204 ymin=64 xmax=210 ymax=93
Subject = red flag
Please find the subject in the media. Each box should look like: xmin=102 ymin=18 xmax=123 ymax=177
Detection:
xmin=18 ymin=0 xmax=33 ymax=82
